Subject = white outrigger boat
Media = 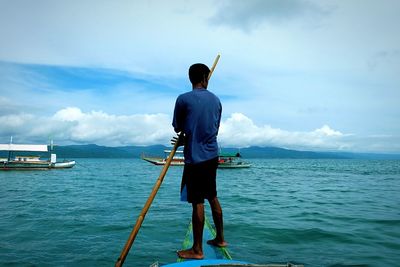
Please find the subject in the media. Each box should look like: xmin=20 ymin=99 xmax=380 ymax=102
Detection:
xmin=142 ymin=150 xmax=185 ymax=166
xmin=142 ymin=150 xmax=251 ymax=169
xmin=0 ymin=142 xmax=75 ymax=170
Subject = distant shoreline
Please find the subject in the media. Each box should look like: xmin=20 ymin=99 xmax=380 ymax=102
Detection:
xmin=2 ymin=144 xmax=399 ymax=160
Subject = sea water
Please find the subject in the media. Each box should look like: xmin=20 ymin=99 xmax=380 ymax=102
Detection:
xmin=0 ymin=159 xmax=399 ymax=267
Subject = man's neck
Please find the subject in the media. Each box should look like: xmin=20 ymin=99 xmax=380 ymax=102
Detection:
xmin=192 ymin=82 xmax=207 ymax=89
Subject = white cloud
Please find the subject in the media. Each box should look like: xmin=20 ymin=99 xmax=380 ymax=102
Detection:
xmin=4 ymin=108 xmax=394 ymax=152
xmin=1 ymin=1 xmax=399 ymax=145
xmin=210 ymin=0 xmax=327 ymax=31
xmin=219 ymin=113 xmax=349 ymax=150
xmin=0 ymin=107 xmax=174 ymax=146
xmin=54 ymin=107 xmax=85 ymax=122
xmin=314 ymin=125 xmax=343 ymax=137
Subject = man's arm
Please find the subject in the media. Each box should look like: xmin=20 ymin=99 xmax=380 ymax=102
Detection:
xmin=172 ymin=96 xmax=184 ymax=133
xmin=216 ymin=101 xmax=222 ymax=135
xmin=172 ymin=97 xmax=186 ymax=147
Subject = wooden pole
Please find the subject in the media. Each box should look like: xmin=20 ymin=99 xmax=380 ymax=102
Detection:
xmin=115 ymin=55 xmax=221 ymax=267
xmin=208 ymin=54 xmax=220 ymax=81
xmin=115 ymin=138 xmax=180 ymax=267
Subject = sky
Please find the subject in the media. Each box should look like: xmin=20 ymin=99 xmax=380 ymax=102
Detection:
xmin=0 ymin=0 xmax=399 ymax=153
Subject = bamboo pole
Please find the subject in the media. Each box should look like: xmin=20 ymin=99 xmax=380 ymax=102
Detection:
xmin=115 ymin=137 xmax=180 ymax=267
xmin=208 ymin=54 xmax=220 ymax=81
xmin=115 ymin=54 xmax=220 ymax=267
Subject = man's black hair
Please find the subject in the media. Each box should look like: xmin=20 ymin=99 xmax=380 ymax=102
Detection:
xmin=188 ymin=63 xmax=210 ymax=85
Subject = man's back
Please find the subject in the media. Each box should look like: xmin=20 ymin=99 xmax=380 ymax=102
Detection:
xmin=173 ymin=88 xmax=222 ymax=164
xmin=175 ymin=62 xmax=227 ymax=260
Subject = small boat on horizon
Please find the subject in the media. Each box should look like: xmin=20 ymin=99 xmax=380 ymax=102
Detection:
xmin=142 ymin=150 xmax=185 ymax=166
xmin=141 ymin=150 xmax=251 ymax=168
xmin=0 ymin=142 xmax=76 ymax=170
xmin=218 ymin=152 xmax=251 ymax=168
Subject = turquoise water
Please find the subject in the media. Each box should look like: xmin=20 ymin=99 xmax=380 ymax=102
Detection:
xmin=1 ymin=159 xmax=399 ymax=267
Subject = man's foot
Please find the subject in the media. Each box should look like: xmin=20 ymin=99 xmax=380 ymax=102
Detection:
xmin=207 ymin=238 xmax=228 ymax=247
xmin=177 ymin=248 xmax=204 ymax=259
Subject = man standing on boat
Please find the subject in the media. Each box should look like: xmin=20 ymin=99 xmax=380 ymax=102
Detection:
xmin=173 ymin=63 xmax=227 ymax=259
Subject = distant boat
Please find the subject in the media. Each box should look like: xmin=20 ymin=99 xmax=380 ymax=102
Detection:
xmin=142 ymin=150 xmax=251 ymax=168
xmin=218 ymin=152 xmax=251 ymax=168
xmin=142 ymin=150 xmax=185 ymax=166
xmin=0 ymin=143 xmax=76 ymax=170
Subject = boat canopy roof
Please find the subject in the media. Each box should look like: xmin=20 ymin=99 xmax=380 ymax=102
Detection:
xmin=0 ymin=144 xmax=48 ymax=152
xmin=219 ymin=152 xmax=241 ymax=158
xmin=164 ymin=150 xmax=184 ymax=153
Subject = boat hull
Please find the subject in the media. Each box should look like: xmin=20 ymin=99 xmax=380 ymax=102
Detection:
xmin=52 ymin=160 xmax=76 ymax=169
xmin=1 ymin=161 xmax=50 ymax=170
xmin=142 ymin=157 xmax=251 ymax=168
xmin=0 ymin=160 xmax=76 ymax=170
xmin=218 ymin=163 xmax=251 ymax=168
xmin=142 ymin=157 xmax=184 ymax=166
xmin=163 ymin=259 xmax=246 ymax=267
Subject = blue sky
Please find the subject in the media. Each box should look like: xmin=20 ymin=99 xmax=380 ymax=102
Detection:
xmin=0 ymin=0 xmax=399 ymax=152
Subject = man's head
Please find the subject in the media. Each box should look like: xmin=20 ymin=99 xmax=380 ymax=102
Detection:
xmin=189 ymin=63 xmax=210 ymax=88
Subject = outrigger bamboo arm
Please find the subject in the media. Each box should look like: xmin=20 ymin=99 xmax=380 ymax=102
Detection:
xmin=115 ymin=54 xmax=220 ymax=267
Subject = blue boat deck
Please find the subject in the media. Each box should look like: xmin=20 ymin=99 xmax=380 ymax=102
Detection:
xmin=178 ymin=216 xmax=232 ymax=262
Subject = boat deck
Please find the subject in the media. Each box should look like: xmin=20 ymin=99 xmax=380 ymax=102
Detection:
xmin=178 ymin=216 xmax=232 ymax=262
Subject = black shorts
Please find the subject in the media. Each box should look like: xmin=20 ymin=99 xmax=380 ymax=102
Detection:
xmin=182 ymin=157 xmax=218 ymax=204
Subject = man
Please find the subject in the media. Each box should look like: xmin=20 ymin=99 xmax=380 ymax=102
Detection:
xmin=172 ymin=63 xmax=227 ymax=260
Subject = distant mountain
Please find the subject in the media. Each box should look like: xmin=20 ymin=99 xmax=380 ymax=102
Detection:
xmin=53 ymin=144 xmax=167 ymax=159
xmin=222 ymin=146 xmax=346 ymax=159
xmin=2 ymin=144 xmax=398 ymax=159
xmin=47 ymin=144 xmax=400 ymax=160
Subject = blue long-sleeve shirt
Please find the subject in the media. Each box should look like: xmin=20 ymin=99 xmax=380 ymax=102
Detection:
xmin=172 ymin=88 xmax=222 ymax=164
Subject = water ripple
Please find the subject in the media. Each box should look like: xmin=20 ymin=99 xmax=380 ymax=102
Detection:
xmin=0 ymin=158 xmax=399 ymax=266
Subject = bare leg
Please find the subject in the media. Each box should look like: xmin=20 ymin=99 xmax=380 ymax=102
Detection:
xmin=207 ymin=197 xmax=227 ymax=247
xmin=177 ymin=203 xmax=204 ymax=259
